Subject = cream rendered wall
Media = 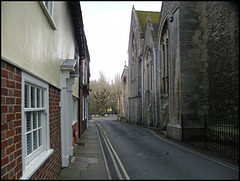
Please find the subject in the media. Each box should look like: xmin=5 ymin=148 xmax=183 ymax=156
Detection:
xmin=1 ymin=1 xmax=79 ymax=97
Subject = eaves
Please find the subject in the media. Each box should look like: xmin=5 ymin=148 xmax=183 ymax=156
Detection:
xmin=68 ymin=1 xmax=85 ymax=61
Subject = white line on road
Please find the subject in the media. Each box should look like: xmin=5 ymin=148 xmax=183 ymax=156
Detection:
xmin=95 ymin=123 xmax=112 ymax=180
xmin=99 ymin=123 xmax=123 ymax=179
xmin=95 ymin=122 xmax=130 ymax=180
xmin=105 ymin=132 xmax=130 ymax=180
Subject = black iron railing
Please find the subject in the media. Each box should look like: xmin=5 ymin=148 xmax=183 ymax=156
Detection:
xmin=182 ymin=113 xmax=239 ymax=161
xmin=206 ymin=114 xmax=239 ymax=160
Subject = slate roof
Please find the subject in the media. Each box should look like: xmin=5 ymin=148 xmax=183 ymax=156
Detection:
xmin=135 ymin=10 xmax=160 ymax=34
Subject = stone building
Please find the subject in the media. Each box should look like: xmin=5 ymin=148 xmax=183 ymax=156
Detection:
xmin=124 ymin=1 xmax=239 ymax=144
xmin=128 ymin=6 xmax=160 ymax=124
xmin=142 ymin=12 xmax=160 ymax=127
xmin=119 ymin=64 xmax=129 ymax=122
xmin=156 ymin=1 xmax=239 ymax=141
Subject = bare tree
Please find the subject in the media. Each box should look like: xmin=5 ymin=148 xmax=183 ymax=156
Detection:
xmin=107 ymin=73 xmax=121 ymax=113
xmin=90 ymin=71 xmax=111 ymax=114
xmin=89 ymin=71 xmax=122 ymax=115
xmin=89 ymin=80 xmax=99 ymax=113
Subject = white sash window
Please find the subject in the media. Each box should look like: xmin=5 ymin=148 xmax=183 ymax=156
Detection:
xmin=24 ymin=83 xmax=45 ymax=164
xmin=72 ymin=97 xmax=77 ymax=126
xmin=21 ymin=72 xmax=53 ymax=179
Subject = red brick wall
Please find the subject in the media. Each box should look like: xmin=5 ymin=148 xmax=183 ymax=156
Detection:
xmin=1 ymin=61 xmax=22 ymax=180
xmin=1 ymin=61 xmax=62 ymax=180
xmin=30 ymin=85 xmax=62 ymax=179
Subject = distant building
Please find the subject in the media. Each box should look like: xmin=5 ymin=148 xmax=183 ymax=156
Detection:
xmin=127 ymin=6 xmax=160 ymax=125
xmin=119 ymin=63 xmax=129 ymax=122
xmin=79 ymin=35 xmax=91 ymax=133
xmin=1 ymin=1 xmax=90 ymax=179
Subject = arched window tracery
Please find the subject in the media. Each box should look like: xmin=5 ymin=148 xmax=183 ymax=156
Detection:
xmin=160 ymin=22 xmax=169 ymax=95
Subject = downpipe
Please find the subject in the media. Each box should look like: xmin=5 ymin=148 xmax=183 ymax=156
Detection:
xmin=153 ymin=44 xmax=158 ymax=127
xmin=142 ymin=55 xmax=145 ymax=125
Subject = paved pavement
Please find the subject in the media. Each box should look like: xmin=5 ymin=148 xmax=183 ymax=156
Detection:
xmin=57 ymin=119 xmax=110 ymax=180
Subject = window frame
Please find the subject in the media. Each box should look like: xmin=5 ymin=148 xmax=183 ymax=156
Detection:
xmin=72 ymin=97 xmax=77 ymax=126
xmin=160 ymin=24 xmax=169 ymax=95
xmin=39 ymin=1 xmax=57 ymax=30
xmin=146 ymin=50 xmax=153 ymax=91
xmin=42 ymin=1 xmax=53 ymax=17
xmin=82 ymin=60 xmax=85 ymax=85
xmin=21 ymin=72 xmax=53 ymax=180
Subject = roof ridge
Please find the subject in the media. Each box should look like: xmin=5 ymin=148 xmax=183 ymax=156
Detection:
xmin=135 ymin=9 xmax=160 ymax=13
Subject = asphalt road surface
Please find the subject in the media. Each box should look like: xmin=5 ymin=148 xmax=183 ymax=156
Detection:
xmin=94 ymin=116 xmax=239 ymax=180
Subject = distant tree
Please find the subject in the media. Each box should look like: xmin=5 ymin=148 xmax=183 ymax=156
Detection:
xmin=89 ymin=71 xmax=122 ymax=115
xmin=107 ymin=73 xmax=121 ymax=113
xmin=89 ymin=71 xmax=111 ymax=114
xmin=111 ymin=73 xmax=121 ymax=100
xmin=89 ymin=80 xmax=99 ymax=113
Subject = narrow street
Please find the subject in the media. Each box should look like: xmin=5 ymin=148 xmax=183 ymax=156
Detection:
xmin=94 ymin=117 xmax=239 ymax=180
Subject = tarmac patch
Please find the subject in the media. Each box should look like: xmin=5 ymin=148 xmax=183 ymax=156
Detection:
xmin=72 ymin=156 xmax=98 ymax=163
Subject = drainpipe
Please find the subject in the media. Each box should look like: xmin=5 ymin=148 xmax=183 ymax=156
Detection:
xmin=127 ymin=67 xmax=129 ymax=122
xmin=153 ymin=44 xmax=158 ymax=127
xmin=142 ymin=55 xmax=145 ymax=125
xmin=78 ymin=60 xmax=81 ymax=137
xmin=158 ymin=46 xmax=162 ymax=128
xmin=86 ymin=95 xmax=89 ymax=129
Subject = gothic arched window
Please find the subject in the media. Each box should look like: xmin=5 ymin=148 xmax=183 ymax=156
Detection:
xmin=160 ymin=22 xmax=169 ymax=95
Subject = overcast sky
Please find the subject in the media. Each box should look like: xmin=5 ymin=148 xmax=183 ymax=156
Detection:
xmin=80 ymin=1 xmax=162 ymax=81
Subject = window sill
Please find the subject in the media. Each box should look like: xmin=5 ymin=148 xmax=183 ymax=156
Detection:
xmin=20 ymin=149 xmax=54 ymax=180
